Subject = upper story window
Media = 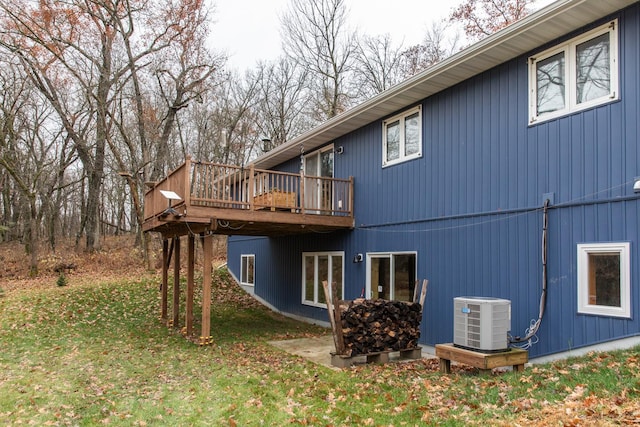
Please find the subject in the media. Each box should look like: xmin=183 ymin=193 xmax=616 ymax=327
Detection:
xmin=382 ymin=106 xmax=422 ymax=167
xmin=529 ymin=20 xmax=618 ymax=125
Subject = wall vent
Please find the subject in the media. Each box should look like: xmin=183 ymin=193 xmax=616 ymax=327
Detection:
xmin=453 ymin=297 xmax=511 ymax=352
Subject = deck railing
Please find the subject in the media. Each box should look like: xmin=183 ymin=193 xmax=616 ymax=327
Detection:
xmin=144 ymin=158 xmax=353 ymax=221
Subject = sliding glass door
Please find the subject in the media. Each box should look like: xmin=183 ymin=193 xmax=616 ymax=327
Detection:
xmin=304 ymin=146 xmax=334 ymax=213
xmin=367 ymin=252 xmax=417 ymax=301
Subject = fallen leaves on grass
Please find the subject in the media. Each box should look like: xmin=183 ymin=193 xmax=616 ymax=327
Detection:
xmin=2 ymin=237 xmax=640 ymax=426
xmin=0 ymin=236 xmax=150 ymax=296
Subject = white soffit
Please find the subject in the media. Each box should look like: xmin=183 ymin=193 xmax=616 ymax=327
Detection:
xmin=254 ymin=0 xmax=638 ymax=170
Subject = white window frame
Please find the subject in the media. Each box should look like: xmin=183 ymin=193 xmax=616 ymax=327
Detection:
xmin=382 ymin=106 xmax=422 ymax=167
xmin=577 ymin=242 xmax=630 ymax=318
xmin=528 ymin=20 xmax=618 ymax=125
xmin=302 ymin=252 xmax=344 ymax=308
xmin=365 ymin=251 xmax=418 ymax=301
xmin=240 ymin=254 xmax=255 ymax=286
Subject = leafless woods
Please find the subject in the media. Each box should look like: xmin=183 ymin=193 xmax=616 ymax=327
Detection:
xmin=0 ymin=0 xmax=531 ymax=273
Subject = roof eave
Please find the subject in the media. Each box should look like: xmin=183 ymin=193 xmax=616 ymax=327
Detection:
xmin=254 ymin=0 xmax=637 ymax=170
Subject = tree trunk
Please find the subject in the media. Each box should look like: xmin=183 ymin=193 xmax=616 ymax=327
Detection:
xmin=85 ymin=29 xmax=114 ymax=252
xmin=0 ymin=178 xmax=10 ymax=243
xmin=84 ymin=155 xmax=104 ymax=252
xmin=27 ymin=199 xmax=38 ymax=277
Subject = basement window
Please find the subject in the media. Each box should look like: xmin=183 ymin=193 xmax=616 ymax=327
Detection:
xmin=577 ymin=242 xmax=630 ymax=318
xmin=240 ymin=254 xmax=255 ymax=286
xmin=528 ymin=20 xmax=618 ymax=125
xmin=302 ymin=252 xmax=344 ymax=308
xmin=382 ymin=106 xmax=422 ymax=167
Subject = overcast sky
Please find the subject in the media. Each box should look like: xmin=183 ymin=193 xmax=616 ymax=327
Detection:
xmin=209 ymin=0 xmax=556 ymax=71
xmin=209 ymin=0 xmax=458 ymax=70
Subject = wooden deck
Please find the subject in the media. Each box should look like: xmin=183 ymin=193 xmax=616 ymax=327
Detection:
xmin=143 ymin=158 xmax=354 ymax=238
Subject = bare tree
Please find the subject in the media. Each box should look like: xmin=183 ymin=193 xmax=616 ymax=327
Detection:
xmin=281 ymin=0 xmax=355 ymax=120
xmin=450 ymin=0 xmax=534 ymax=40
xmin=0 ymin=56 xmax=74 ymax=274
xmin=105 ymin=0 xmax=223 ymax=263
xmin=0 ymin=0 xmax=131 ymax=252
xmin=0 ymin=170 xmax=15 ymax=242
xmin=352 ymin=34 xmax=405 ymax=99
xmin=211 ymin=71 xmax=261 ymax=166
xmin=43 ymin=134 xmax=78 ymax=251
xmin=0 ymin=56 xmax=24 ymax=245
xmin=398 ymin=21 xmax=461 ymax=78
xmin=149 ymin=0 xmax=225 ymax=178
xmin=177 ymin=70 xmax=261 ymax=167
xmin=0 ymin=0 xmax=221 ymax=255
xmin=254 ymin=58 xmax=311 ymax=150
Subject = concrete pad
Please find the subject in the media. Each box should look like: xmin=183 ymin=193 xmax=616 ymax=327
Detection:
xmin=268 ymin=335 xmax=336 ymax=368
xmin=268 ymin=335 xmax=437 ymax=369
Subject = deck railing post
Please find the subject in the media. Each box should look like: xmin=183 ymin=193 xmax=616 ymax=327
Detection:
xmin=349 ymin=176 xmax=354 ymax=217
xmin=248 ymin=164 xmax=255 ymax=211
xmin=300 ymin=170 xmax=305 ymax=214
xmin=184 ymin=156 xmax=191 ymax=207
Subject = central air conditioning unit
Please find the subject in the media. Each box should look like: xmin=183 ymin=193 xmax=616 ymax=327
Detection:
xmin=453 ymin=296 xmax=511 ymax=352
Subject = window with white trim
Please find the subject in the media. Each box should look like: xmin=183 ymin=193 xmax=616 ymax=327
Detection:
xmin=577 ymin=242 xmax=630 ymax=318
xmin=529 ymin=20 xmax=618 ymax=125
xmin=302 ymin=252 xmax=344 ymax=307
xmin=382 ymin=106 xmax=422 ymax=167
xmin=240 ymin=254 xmax=255 ymax=286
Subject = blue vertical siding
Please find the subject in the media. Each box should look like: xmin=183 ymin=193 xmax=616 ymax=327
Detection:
xmin=229 ymin=3 xmax=640 ymax=358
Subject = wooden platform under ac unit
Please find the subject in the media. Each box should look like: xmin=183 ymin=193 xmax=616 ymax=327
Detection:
xmin=435 ymin=343 xmax=528 ymax=374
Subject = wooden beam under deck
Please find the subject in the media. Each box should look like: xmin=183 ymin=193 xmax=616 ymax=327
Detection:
xmin=143 ymin=205 xmax=354 ymax=238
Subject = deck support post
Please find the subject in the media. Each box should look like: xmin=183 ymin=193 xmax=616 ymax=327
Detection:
xmin=161 ymin=238 xmax=168 ymax=320
xmin=200 ymin=233 xmax=213 ymax=345
xmin=186 ymin=234 xmax=195 ymax=336
xmin=172 ymin=236 xmax=181 ymax=328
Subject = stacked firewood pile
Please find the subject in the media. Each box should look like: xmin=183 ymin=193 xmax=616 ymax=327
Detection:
xmin=323 ymin=279 xmax=428 ymax=358
xmin=340 ymin=298 xmax=422 ymax=356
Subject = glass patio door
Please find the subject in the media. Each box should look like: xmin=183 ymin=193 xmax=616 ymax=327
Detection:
xmin=367 ymin=253 xmax=417 ymax=301
xmin=369 ymin=256 xmax=391 ymax=300
xmin=304 ymin=146 xmax=334 ymax=213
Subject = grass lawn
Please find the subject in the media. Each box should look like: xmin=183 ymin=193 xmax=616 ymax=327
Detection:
xmin=1 ymin=268 xmax=640 ymax=426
